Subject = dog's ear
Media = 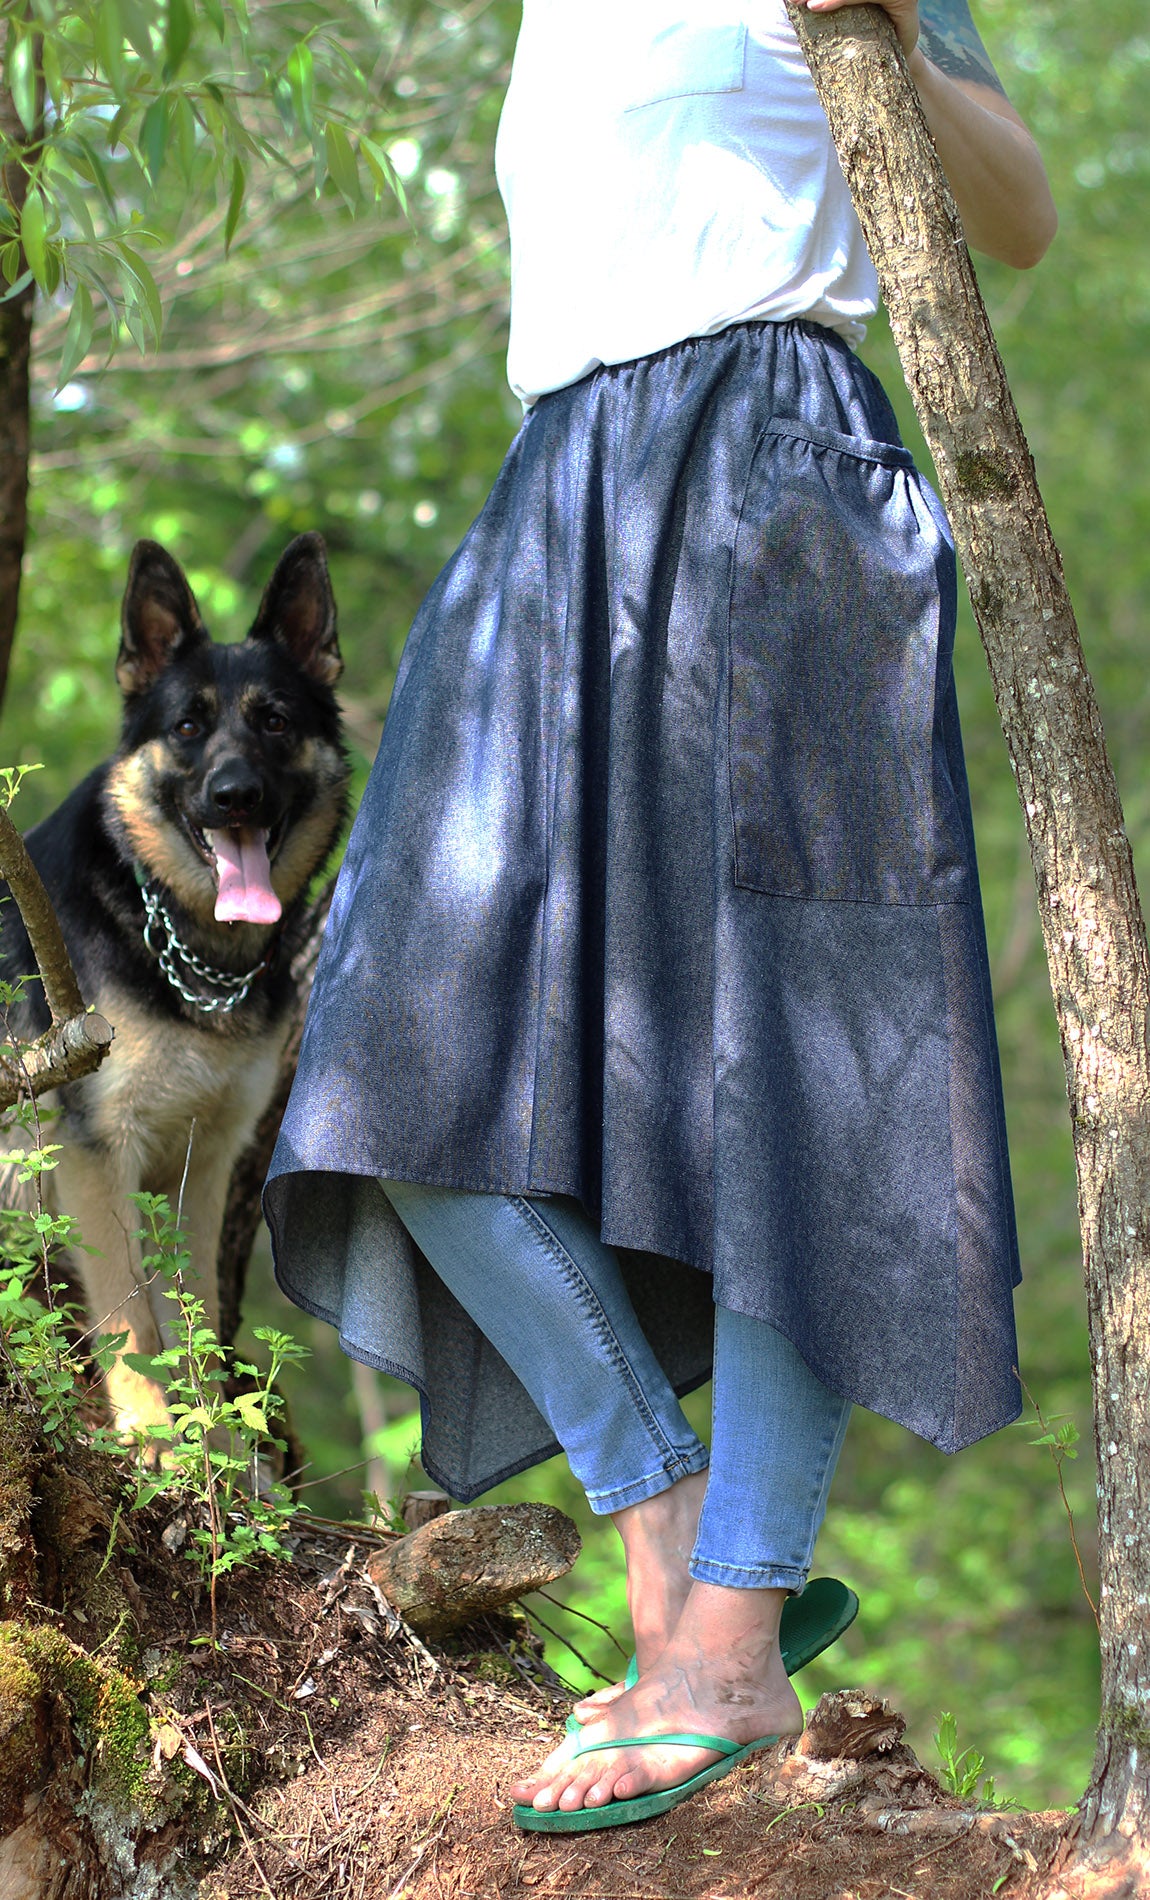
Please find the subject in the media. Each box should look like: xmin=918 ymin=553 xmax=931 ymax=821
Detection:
xmin=118 ymin=541 xmax=208 ymax=695
xmin=249 ymin=533 xmax=342 ymax=686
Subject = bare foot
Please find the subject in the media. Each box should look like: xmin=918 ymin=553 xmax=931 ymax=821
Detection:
xmin=571 ymin=1468 xmax=708 ymax=1724
xmin=512 ymin=1580 xmax=802 ymax=1815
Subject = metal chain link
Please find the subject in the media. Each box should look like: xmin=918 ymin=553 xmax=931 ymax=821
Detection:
xmin=140 ymin=882 xmax=272 ymax=1014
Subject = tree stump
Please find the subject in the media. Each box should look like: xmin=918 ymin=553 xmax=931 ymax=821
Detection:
xmin=365 ymin=1503 xmax=580 ymax=1638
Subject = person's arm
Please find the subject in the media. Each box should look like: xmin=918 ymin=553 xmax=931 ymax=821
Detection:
xmin=795 ymin=0 xmax=1058 ymax=269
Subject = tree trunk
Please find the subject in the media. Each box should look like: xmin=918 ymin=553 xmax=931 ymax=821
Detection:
xmin=782 ymin=5 xmax=1150 ymax=1884
xmin=0 ymin=807 xmax=114 ymax=1110
xmin=0 ymin=19 xmax=38 ymax=720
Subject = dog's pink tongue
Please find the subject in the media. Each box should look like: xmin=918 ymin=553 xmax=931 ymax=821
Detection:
xmin=207 ymin=829 xmax=282 ymax=925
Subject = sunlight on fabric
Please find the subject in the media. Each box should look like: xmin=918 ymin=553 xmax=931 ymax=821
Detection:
xmin=430 ymin=767 xmax=508 ymax=899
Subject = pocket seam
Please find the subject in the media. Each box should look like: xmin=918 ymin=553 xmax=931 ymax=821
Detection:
xmin=763 ymin=416 xmax=915 ymax=472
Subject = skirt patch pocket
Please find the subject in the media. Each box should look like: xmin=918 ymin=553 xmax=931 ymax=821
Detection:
xmin=727 ymin=419 xmax=970 ymax=906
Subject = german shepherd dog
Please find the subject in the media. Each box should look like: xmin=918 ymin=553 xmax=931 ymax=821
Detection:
xmin=0 ymin=534 xmax=349 ymax=1436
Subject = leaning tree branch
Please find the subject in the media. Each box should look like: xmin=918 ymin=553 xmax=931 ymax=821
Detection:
xmin=0 ymin=1012 xmax=114 ymax=1112
xmin=0 ymin=806 xmax=113 ymax=1109
xmin=783 ymin=2 xmax=1150 ymax=1876
xmin=0 ymin=21 xmax=39 ymax=718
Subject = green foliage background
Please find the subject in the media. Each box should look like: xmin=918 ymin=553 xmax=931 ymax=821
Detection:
xmin=4 ymin=0 xmax=1148 ymax=1813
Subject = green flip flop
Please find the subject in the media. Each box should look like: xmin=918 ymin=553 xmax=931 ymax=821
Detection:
xmin=778 ymin=1575 xmax=860 ymax=1673
xmin=563 ymin=1575 xmax=858 ymax=1737
xmin=514 ymin=1729 xmax=783 ymax=1833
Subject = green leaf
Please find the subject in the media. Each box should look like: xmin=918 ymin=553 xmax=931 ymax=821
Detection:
xmin=270 ymin=73 xmax=294 ymax=134
xmin=287 ymin=38 xmax=314 ymax=135
xmin=71 ymin=134 xmax=119 ymax=214
xmin=224 ymin=153 xmax=245 ymax=253
xmin=140 ymin=95 xmax=172 ymax=184
xmin=116 ymin=242 xmax=164 ymax=342
xmin=172 ymin=92 xmax=197 ymax=175
xmin=166 ymin=0 xmax=193 ymax=78
xmin=57 ymin=282 xmax=95 ymax=390
xmin=233 ymin=1392 xmax=268 ymax=1433
xmin=94 ymin=0 xmax=128 ymax=102
xmin=9 ymin=30 xmax=39 ymax=135
xmin=323 ymin=120 xmax=360 ymax=209
xmin=81 ymin=269 xmax=119 ymax=351
xmin=50 ymin=174 xmax=97 ymax=243
xmin=106 ymin=102 xmax=133 ymax=153
xmin=41 ymin=35 xmax=62 ymax=115
xmin=360 ymin=135 xmax=408 ymax=216
xmin=20 ymin=186 xmax=48 ymax=291
xmin=202 ymin=0 xmax=226 ymax=38
xmin=2 ymin=264 xmax=33 ymax=300
xmin=120 ymin=0 xmax=155 ymax=64
xmin=122 ymin=1351 xmax=163 ymax=1376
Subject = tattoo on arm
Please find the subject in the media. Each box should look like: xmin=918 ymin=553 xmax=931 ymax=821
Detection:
xmin=919 ymin=0 xmax=1007 ymax=93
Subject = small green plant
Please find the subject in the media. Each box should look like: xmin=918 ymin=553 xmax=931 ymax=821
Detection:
xmin=127 ymin=1190 xmax=308 ymax=1639
xmin=934 ymin=1711 xmax=1011 ymax=1809
xmin=0 ymin=1087 xmax=121 ymax=1455
xmin=1019 ymin=1377 xmax=1099 ymax=1631
xmin=0 ymin=763 xmax=43 ymax=809
xmin=359 ymin=1489 xmax=411 ymax=1536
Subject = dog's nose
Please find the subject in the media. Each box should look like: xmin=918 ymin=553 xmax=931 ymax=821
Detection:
xmin=208 ymin=768 xmax=264 ymax=821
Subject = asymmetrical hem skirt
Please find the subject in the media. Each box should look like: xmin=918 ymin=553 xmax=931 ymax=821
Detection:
xmin=264 ymin=318 xmax=1022 ymax=1502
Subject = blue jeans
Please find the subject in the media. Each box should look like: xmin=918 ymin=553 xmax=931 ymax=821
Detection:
xmin=381 ymin=1181 xmax=851 ymax=1590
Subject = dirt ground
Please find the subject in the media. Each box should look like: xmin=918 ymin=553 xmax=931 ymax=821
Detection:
xmin=184 ymin=1526 xmax=1071 ymax=1900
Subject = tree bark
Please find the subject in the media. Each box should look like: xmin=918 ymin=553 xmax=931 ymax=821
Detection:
xmin=364 ymin=1502 xmax=581 ymax=1639
xmin=0 ymin=809 xmax=84 ymax=1022
xmin=0 ymin=18 xmax=39 ymax=719
xmin=0 ymin=1009 xmax=113 ymax=1112
xmin=0 ymin=807 xmax=113 ymax=1106
xmin=783 ymin=4 xmax=1150 ymax=1881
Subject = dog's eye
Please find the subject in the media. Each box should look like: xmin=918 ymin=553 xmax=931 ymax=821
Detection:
xmin=263 ymin=712 xmax=289 ymax=735
xmin=174 ymin=718 xmax=202 ymax=739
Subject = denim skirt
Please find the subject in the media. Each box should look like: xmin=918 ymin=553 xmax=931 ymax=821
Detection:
xmin=264 ymin=319 xmax=1021 ymax=1500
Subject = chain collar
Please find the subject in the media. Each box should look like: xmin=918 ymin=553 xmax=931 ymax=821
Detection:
xmin=138 ymin=880 xmax=275 ymax=1015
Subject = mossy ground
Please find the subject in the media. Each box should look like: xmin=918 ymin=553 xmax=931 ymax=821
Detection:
xmin=0 ymin=1464 xmax=1085 ymax=1900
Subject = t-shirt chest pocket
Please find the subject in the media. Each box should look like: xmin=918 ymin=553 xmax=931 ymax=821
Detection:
xmin=621 ymin=21 xmax=748 ymax=111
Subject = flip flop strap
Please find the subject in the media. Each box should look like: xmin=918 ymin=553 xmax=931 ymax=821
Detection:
xmin=570 ymin=1731 xmax=741 ymax=1761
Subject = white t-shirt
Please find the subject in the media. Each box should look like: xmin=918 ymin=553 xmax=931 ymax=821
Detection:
xmin=496 ymin=2 xmax=880 ymax=405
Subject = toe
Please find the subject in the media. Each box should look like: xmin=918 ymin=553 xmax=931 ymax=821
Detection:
xmin=572 ymin=1681 xmax=625 ymax=1721
xmin=557 ymin=1763 xmax=613 ymax=1811
xmin=510 ymin=1731 xmax=581 ymax=1805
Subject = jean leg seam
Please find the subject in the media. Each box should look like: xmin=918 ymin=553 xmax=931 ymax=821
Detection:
xmin=507 ymin=1197 xmax=695 ymax=1473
